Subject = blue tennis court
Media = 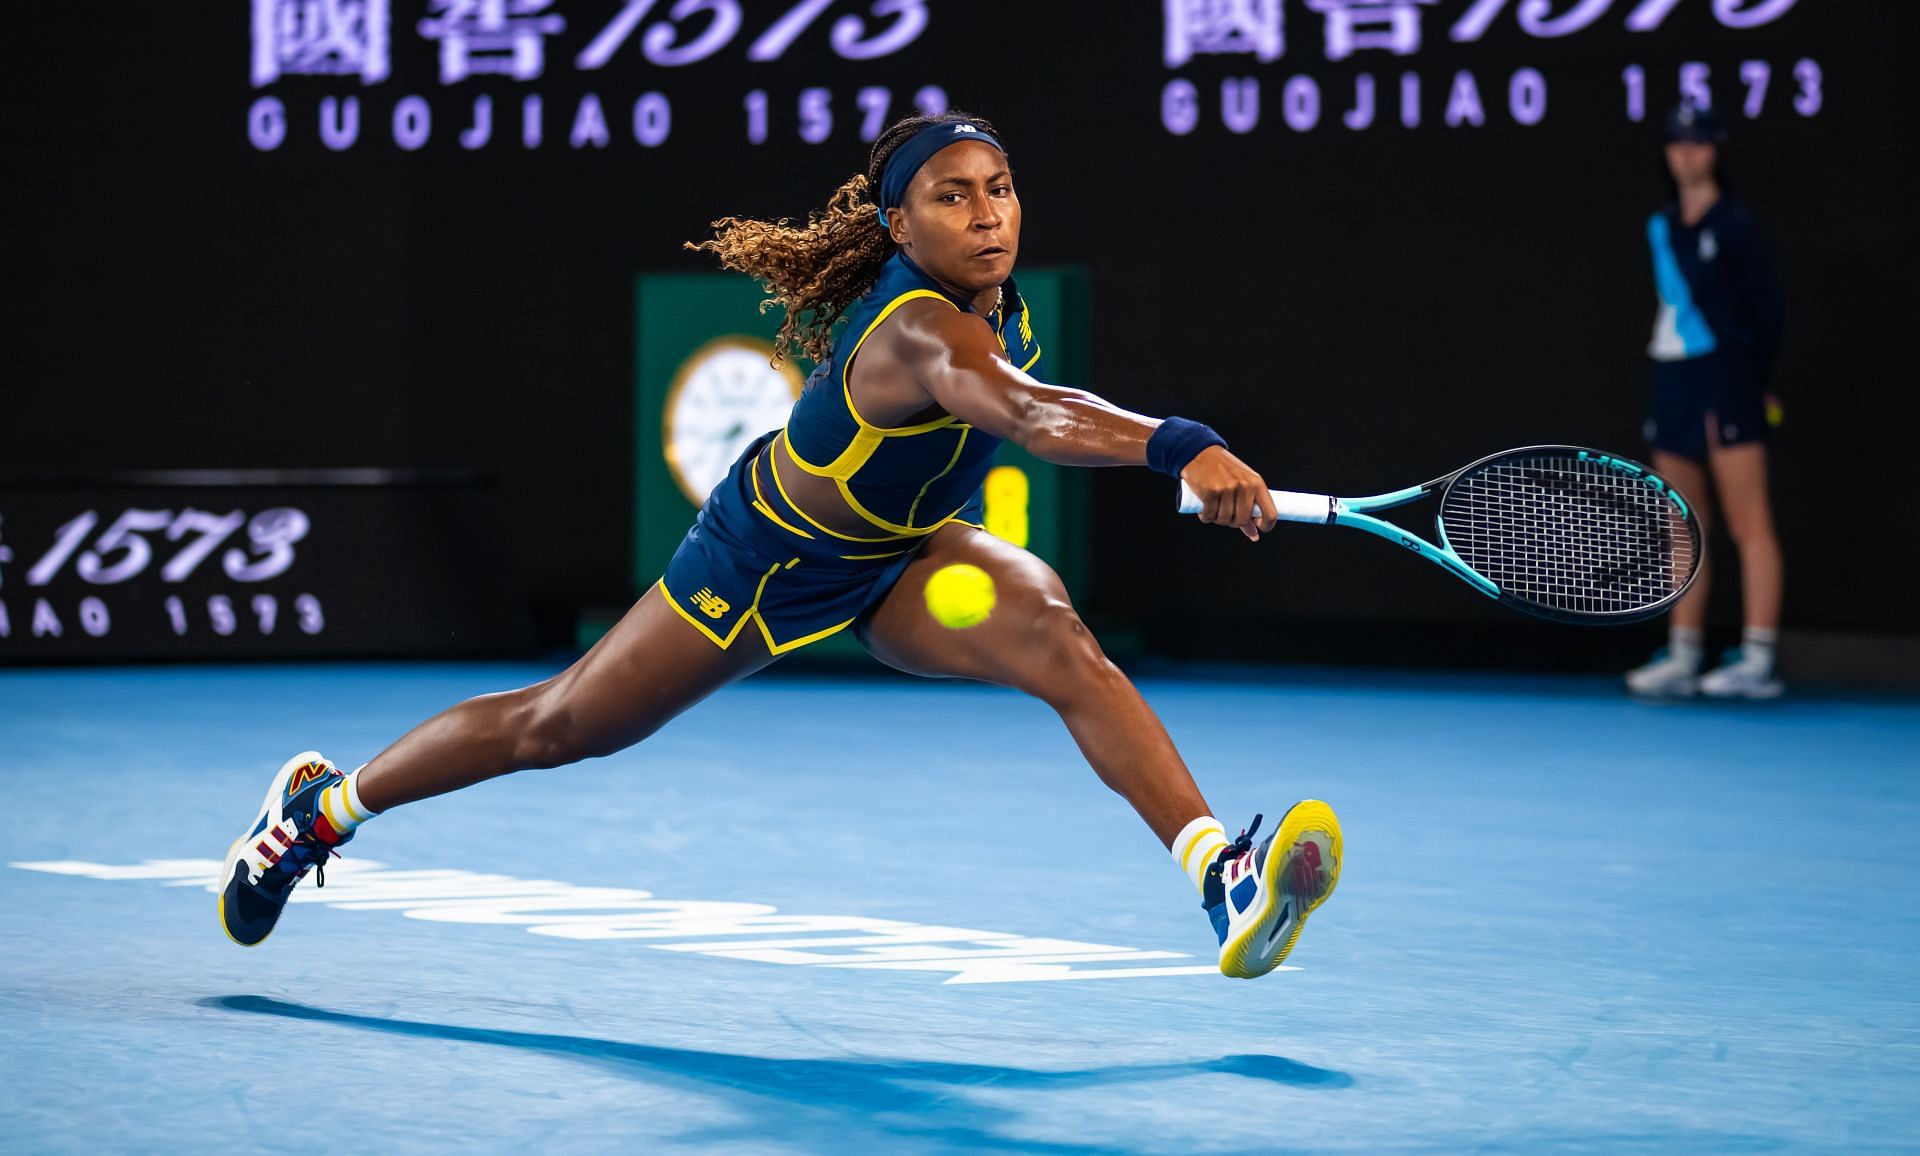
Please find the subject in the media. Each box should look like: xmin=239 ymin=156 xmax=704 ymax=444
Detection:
xmin=4 ymin=662 xmax=1916 ymax=1152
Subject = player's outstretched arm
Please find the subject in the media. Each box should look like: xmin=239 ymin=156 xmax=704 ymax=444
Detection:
xmin=897 ymin=303 xmax=1278 ymax=537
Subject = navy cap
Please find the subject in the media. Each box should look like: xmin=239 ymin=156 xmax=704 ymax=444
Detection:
xmin=1665 ymin=101 xmax=1727 ymax=144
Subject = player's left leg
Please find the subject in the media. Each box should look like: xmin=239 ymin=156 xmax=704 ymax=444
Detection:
xmin=217 ymin=585 xmax=778 ymax=946
xmin=859 ymin=523 xmax=1339 ymax=977
xmin=1699 ymin=436 xmax=1784 ymax=698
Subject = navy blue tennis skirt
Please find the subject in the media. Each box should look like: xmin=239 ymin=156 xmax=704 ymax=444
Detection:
xmin=657 ymin=432 xmax=983 ymax=655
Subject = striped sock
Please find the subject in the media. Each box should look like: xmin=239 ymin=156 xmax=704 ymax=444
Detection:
xmin=1172 ymin=816 xmax=1230 ymax=896
xmin=1742 ymin=626 xmax=1778 ymax=670
xmin=317 ymin=767 xmax=378 ymax=840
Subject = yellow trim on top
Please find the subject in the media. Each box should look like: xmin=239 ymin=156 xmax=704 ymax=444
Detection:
xmin=749 ymin=451 xmax=814 ymax=539
xmin=906 ymin=426 xmax=971 ymax=527
xmin=784 ymin=425 xmax=884 ymax=479
xmin=767 ymin=438 xmax=913 ymax=544
xmin=775 ymin=286 xmax=997 ymax=541
xmin=832 ymin=478 xmax=964 ymax=538
xmin=783 ymin=411 xmax=958 ymax=481
xmin=841 ymin=290 xmax=961 ymax=433
xmin=1019 ymin=302 xmax=1034 ymax=347
xmin=783 ymin=290 xmax=963 ymax=482
xmin=1019 ymin=345 xmax=1043 ymax=373
xmin=779 ymin=428 xmax=834 ymax=474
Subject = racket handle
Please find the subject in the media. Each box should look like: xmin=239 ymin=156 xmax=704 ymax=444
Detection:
xmin=1177 ymin=483 xmax=1336 ymax=523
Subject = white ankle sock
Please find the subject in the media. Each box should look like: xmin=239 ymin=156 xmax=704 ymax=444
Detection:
xmin=1669 ymin=626 xmax=1704 ymax=667
xmin=1741 ymin=627 xmax=1778 ymax=669
xmin=318 ymin=767 xmax=378 ymax=839
xmin=1171 ymin=816 xmax=1229 ymax=895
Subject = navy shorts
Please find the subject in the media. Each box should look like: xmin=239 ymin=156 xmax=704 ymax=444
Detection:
xmin=1645 ymin=349 xmax=1770 ymax=463
xmin=658 ymin=431 xmax=983 ymax=655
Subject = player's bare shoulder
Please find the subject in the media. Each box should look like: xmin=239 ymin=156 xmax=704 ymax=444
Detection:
xmin=875 ymin=294 xmax=1001 ymax=372
xmin=844 ymin=296 xmax=960 ymax=421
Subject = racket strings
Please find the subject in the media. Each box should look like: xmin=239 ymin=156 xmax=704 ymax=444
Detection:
xmin=1439 ymin=454 xmax=1697 ymax=617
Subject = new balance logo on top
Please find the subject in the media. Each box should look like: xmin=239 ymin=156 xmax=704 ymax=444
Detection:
xmin=691 ymin=588 xmax=730 ymax=619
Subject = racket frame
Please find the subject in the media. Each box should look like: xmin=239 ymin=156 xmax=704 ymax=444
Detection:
xmin=1330 ymin=482 xmax=1502 ymax=599
xmin=1178 ymin=445 xmax=1701 ymax=624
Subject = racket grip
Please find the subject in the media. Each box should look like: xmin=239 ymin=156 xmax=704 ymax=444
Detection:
xmin=1176 ymin=482 xmax=1335 ymax=523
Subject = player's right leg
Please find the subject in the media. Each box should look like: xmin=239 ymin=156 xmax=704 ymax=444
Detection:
xmin=1627 ymin=449 xmax=1716 ymax=697
xmin=217 ymin=584 xmax=775 ymax=946
xmin=859 ymin=523 xmax=1340 ymax=979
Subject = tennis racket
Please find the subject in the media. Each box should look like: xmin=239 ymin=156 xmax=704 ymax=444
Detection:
xmin=1178 ymin=445 xmax=1701 ymax=624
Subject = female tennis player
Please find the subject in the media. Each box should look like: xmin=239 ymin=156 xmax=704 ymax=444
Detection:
xmin=216 ymin=112 xmax=1342 ymax=979
xmin=1625 ymin=102 xmax=1786 ymax=699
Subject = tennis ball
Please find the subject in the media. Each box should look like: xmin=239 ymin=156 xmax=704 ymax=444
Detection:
xmin=924 ymin=563 xmax=997 ymax=629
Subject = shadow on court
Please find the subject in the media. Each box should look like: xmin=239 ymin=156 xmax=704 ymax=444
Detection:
xmin=204 ymin=995 xmax=1351 ymax=1149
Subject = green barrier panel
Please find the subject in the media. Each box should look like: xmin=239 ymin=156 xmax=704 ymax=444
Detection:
xmin=632 ymin=269 xmax=1088 ymax=657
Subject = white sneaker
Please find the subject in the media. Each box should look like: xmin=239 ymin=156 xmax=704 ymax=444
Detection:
xmin=1699 ymin=648 xmax=1784 ymax=700
xmin=1203 ymin=803 xmax=1343 ymax=979
xmin=1625 ymin=648 xmax=1700 ymax=697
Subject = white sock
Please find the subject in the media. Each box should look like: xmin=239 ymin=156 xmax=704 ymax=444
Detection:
xmin=1669 ymin=626 xmax=1704 ymax=668
xmin=1171 ymin=816 xmax=1229 ymax=895
xmin=317 ymin=767 xmax=378 ymax=840
xmin=1742 ymin=627 xmax=1778 ymax=669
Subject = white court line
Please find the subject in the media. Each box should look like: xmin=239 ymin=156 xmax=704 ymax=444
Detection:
xmin=10 ymin=858 xmax=1292 ymax=985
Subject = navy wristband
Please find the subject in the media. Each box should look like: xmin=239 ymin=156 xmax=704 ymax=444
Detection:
xmin=1146 ymin=417 xmax=1227 ymax=478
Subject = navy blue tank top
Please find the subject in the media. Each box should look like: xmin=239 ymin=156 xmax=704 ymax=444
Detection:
xmin=772 ymin=251 xmax=1044 ymax=541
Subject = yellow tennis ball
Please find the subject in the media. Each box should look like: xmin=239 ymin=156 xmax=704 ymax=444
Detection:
xmin=923 ymin=563 xmax=996 ymax=629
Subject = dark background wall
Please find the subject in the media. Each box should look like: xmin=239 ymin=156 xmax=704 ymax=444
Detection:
xmin=8 ymin=3 xmax=1910 ymax=659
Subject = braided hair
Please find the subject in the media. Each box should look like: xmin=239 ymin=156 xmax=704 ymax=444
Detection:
xmin=687 ymin=110 xmax=1002 ymax=365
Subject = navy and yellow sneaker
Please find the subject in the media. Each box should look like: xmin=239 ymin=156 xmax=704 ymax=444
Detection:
xmin=1204 ymin=802 xmax=1342 ymax=979
xmin=218 ymin=752 xmax=352 ymax=946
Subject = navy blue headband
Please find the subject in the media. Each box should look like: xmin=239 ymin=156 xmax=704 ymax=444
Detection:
xmin=875 ymin=122 xmax=1005 ymax=226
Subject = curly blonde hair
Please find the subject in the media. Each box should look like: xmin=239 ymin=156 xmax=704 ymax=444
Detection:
xmin=687 ymin=111 xmax=1001 ymax=365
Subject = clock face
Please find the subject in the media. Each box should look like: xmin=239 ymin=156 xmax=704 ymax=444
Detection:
xmin=663 ymin=337 xmax=805 ymax=505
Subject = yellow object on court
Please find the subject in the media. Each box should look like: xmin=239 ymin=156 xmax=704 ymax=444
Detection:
xmin=924 ymin=563 xmax=997 ymax=629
